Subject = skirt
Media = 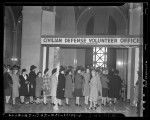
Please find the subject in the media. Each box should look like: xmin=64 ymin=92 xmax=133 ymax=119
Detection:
xmin=74 ymin=88 xmax=82 ymax=97
xmin=5 ymin=87 xmax=12 ymax=96
xmin=102 ymin=88 xmax=108 ymax=97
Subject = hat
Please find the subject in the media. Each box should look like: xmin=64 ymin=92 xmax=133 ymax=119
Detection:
xmin=12 ymin=65 xmax=19 ymax=70
xmin=66 ymin=69 xmax=72 ymax=76
xmin=44 ymin=68 xmax=49 ymax=74
xmin=22 ymin=69 xmax=26 ymax=73
xmin=30 ymin=65 xmax=37 ymax=71
xmin=6 ymin=65 xmax=11 ymax=69
xmin=52 ymin=68 xmax=57 ymax=75
xmin=59 ymin=66 xmax=65 ymax=72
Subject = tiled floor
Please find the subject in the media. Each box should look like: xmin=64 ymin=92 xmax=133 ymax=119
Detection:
xmin=5 ymin=97 xmax=137 ymax=117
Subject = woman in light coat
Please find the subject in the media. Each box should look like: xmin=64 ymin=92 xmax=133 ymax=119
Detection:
xmin=89 ymin=69 xmax=99 ymax=110
xmin=50 ymin=68 xmax=58 ymax=105
xmin=11 ymin=65 xmax=20 ymax=105
xmin=83 ymin=68 xmax=90 ymax=105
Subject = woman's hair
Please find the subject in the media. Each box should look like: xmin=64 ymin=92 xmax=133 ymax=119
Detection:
xmin=65 ymin=69 xmax=72 ymax=76
xmin=21 ymin=69 xmax=26 ymax=74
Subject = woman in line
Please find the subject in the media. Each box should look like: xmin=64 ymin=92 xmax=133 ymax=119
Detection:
xmin=4 ymin=65 xmax=13 ymax=104
xmin=50 ymin=68 xmax=57 ymax=106
xmin=35 ymin=71 xmax=43 ymax=104
xmin=28 ymin=65 xmax=37 ymax=103
xmin=11 ymin=65 xmax=20 ymax=105
xmin=101 ymin=70 xmax=109 ymax=106
xmin=89 ymin=69 xmax=99 ymax=110
xmin=74 ymin=67 xmax=84 ymax=106
xmin=42 ymin=68 xmax=51 ymax=104
xmin=19 ymin=69 xmax=29 ymax=104
xmin=56 ymin=66 xmax=66 ymax=106
xmin=64 ymin=69 xmax=73 ymax=106
xmin=83 ymin=68 xmax=90 ymax=105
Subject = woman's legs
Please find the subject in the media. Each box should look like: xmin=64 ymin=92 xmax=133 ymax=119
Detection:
xmin=76 ymin=97 xmax=80 ymax=105
xmin=6 ymin=96 xmax=11 ymax=104
xmin=85 ymin=96 xmax=89 ymax=105
xmin=30 ymin=96 xmax=33 ymax=103
xmin=20 ymin=96 xmax=25 ymax=103
xmin=12 ymin=97 xmax=16 ymax=104
xmin=66 ymin=98 xmax=69 ymax=105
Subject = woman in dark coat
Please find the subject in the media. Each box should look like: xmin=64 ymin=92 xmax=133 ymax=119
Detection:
xmin=4 ymin=65 xmax=13 ymax=104
xmin=74 ymin=68 xmax=84 ymax=106
xmin=64 ymin=69 xmax=73 ymax=105
xmin=28 ymin=65 xmax=37 ymax=103
xmin=19 ymin=69 xmax=29 ymax=103
xmin=56 ymin=66 xmax=66 ymax=106
xmin=113 ymin=70 xmax=122 ymax=103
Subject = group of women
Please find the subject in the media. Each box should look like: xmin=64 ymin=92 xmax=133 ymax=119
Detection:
xmin=4 ymin=64 xmax=123 ymax=110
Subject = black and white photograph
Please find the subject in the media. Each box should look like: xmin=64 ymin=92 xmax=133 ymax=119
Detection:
xmin=3 ymin=3 xmax=144 ymax=117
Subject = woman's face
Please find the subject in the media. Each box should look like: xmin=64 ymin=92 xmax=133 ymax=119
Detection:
xmin=13 ymin=70 xmax=18 ymax=74
xmin=91 ymin=70 xmax=95 ymax=77
xmin=38 ymin=73 xmax=42 ymax=77
xmin=78 ymin=70 xmax=81 ymax=74
xmin=61 ymin=71 xmax=64 ymax=74
xmin=86 ymin=69 xmax=90 ymax=73
xmin=69 ymin=71 xmax=72 ymax=75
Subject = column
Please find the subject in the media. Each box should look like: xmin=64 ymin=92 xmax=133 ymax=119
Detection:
xmin=41 ymin=7 xmax=56 ymax=75
xmin=128 ymin=3 xmax=142 ymax=104
xmin=21 ymin=6 xmax=42 ymax=72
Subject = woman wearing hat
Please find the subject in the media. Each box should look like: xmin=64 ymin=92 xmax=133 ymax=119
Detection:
xmin=83 ymin=67 xmax=91 ymax=105
xmin=101 ymin=70 xmax=109 ymax=106
xmin=50 ymin=68 xmax=57 ymax=106
xmin=42 ymin=68 xmax=51 ymax=104
xmin=56 ymin=66 xmax=66 ymax=106
xmin=4 ymin=65 xmax=13 ymax=104
xmin=11 ymin=65 xmax=20 ymax=105
xmin=28 ymin=65 xmax=37 ymax=103
xmin=89 ymin=69 xmax=99 ymax=110
xmin=64 ymin=69 xmax=73 ymax=106
xmin=74 ymin=67 xmax=84 ymax=106
xmin=19 ymin=69 xmax=29 ymax=103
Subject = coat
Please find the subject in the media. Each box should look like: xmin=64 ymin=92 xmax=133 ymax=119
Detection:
xmin=50 ymin=74 xmax=58 ymax=97
xmin=19 ymin=74 xmax=29 ymax=96
xmin=89 ymin=76 xmax=99 ymax=102
xmin=74 ymin=73 xmax=84 ymax=97
xmin=35 ymin=76 xmax=43 ymax=97
xmin=64 ymin=74 xmax=73 ymax=98
xmin=101 ymin=75 xmax=109 ymax=88
xmin=28 ymin=71 xmax=37 ymax=96
xmin=4 ymin=72 xmax=13 ymax=96
xmin=108 ymin=74 xmax=121 ymax=98
xmin=56 ymin=73 xmax=66 ymax=99
xmin=12 ymin=74 xmax=20 ymax=98
xmin=43 ymin=74 xmax=51 ymax=96
xmin=83 ymin=73 xmax=90 ymax=96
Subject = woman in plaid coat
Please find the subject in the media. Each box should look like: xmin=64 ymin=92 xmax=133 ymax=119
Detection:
xmin=42 ymin=68 xmax=51 ymax=104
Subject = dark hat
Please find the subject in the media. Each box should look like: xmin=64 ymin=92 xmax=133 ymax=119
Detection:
xmin=12 ymin=65 xmax=19 ymax=70
xmin=52 ymin=68 xmax=57 ymax=75
xmin=44 ymin=68 xmax=49 ymax=74
xmin=30 ymin=65 xmax=37 ymax=71
xmin=6 ymin=65 xmax=11 ymax=69
xmin=66 ymin=69 xmax=72 ymax=76
xmin=59 ymin=66 xmax=65 ymax=72
xmin=22 ymin=69 xmax=27 ymax=73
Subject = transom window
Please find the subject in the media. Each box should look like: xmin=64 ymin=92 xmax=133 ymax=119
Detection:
xmin=93 ymin=47 xmax=107 ymax=68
